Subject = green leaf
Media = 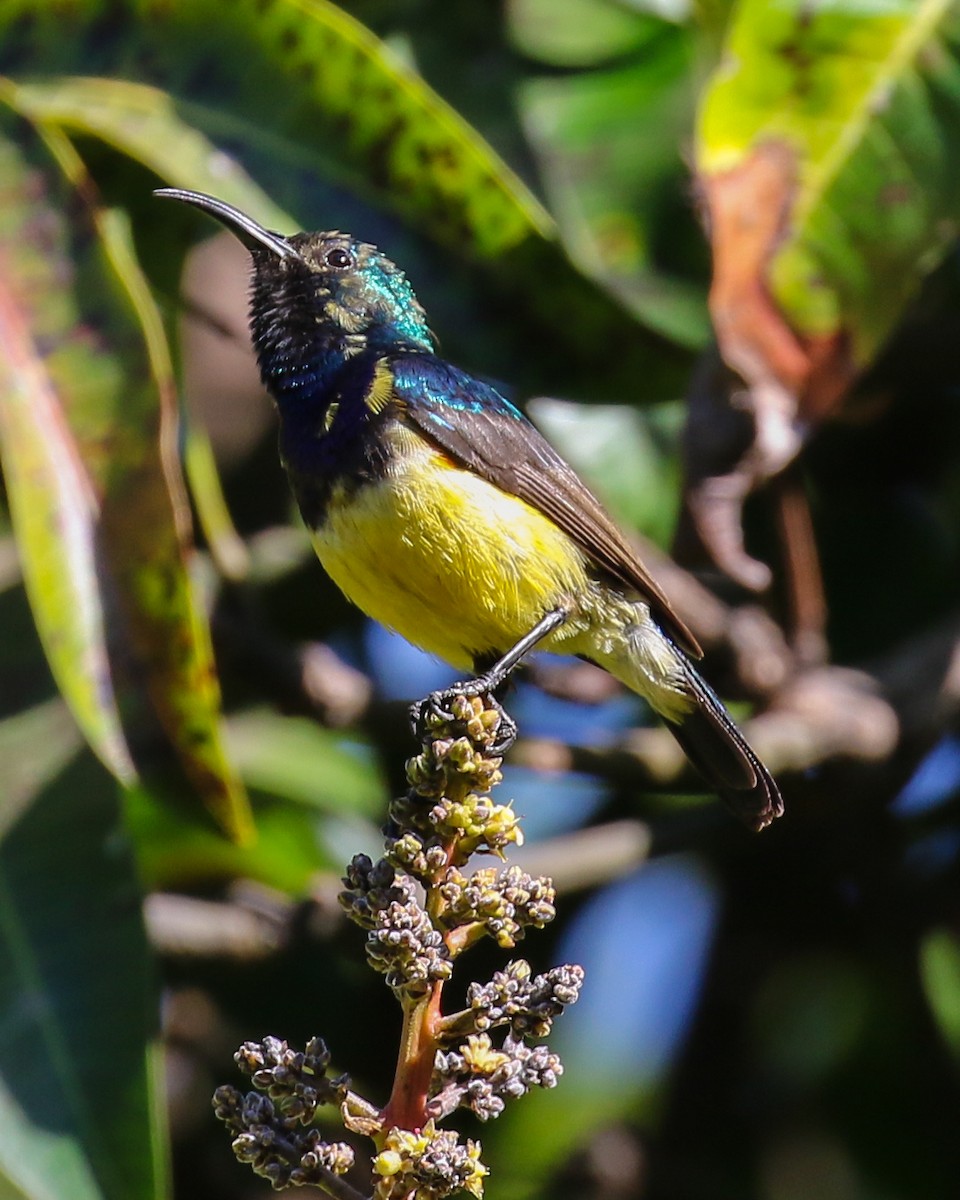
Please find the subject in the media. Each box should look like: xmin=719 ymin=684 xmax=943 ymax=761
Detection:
xmin=0 ymin=110 xmax=252 ymax=842
xmin=530 ymin=398 xmax=681 ymax=545
xmin=519 ymin=18 xmax=710 ymax=349
xmin=0 ymin=749 xmax=166 ymax=1200
xmin=182 ymin=425 xmax=250 ymax=581
xmin=0 ymin=124 xmax=135 ymax=785
xmin=3 ymin=74 xmax=282 ymax=583
xmin=508 ymin=0 xmax=670 ymax=68
xmin=225 ymin=709 xmax=387 ymax=816
xmin=697 ymin=0 xmax=960 ymax=393
xmin=125 ymin=785 xmax=340 ymax=893
xmin=921 ymin=927 xmax=960 ymax=1061
xmin=691 ymin=0 xmax=737 ymax=46
xmin=1 ymin=0 xmax=548 ymax=254
xmin=126 ymin=710 xmax=387 ymax=891
xmin=90 ymin=196 xmax=254 ymax=844
xmin=0 ymin=0 xmax=691 ymax=401
xmin=0 ymin=700 xmax=82 ymax=842
xmin=2 ymin=75 xmax=292 ymax=233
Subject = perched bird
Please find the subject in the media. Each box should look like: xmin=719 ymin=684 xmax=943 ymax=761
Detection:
xmin=156 ymin=188 xmax=783 ymax=831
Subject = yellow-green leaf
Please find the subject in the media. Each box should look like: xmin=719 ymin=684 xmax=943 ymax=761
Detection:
xmin=0 ymin=112 xmax=253 ymax=843
xmin=697 ymin=0 xmax=960 ymax=409
xmin=3 ymin=75 xmax=292 ymax=233
xmin=0 ymin=130 xmax=134 ymax=784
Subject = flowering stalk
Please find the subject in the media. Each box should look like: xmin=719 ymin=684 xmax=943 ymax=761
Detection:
xmin=214 ymin=692 xmax=584 ymax=1199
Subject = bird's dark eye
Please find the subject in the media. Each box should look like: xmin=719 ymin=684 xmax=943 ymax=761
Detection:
xmin=325 ymin=247 xmax=353 ymax=270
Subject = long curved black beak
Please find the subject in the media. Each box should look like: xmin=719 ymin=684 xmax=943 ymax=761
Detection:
xmin=154 ymin=188 xmax=301 ymax=261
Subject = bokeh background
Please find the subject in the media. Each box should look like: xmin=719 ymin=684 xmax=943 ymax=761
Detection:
xmin=3 ymin=2 xmax=960 ymax=1199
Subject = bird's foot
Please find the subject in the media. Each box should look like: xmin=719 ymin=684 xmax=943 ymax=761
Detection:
xmin=409 ymin=677 xmax=517 ymax=756
xmin=409 ymin=611 xmax=571 ymax=757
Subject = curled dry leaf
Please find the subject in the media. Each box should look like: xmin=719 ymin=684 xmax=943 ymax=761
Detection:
xmin=688 ymin=0 xmax=960 ymax=589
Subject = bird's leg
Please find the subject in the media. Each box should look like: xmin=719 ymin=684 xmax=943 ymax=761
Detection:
xmin=474 ymin=606 xmax=571 ymax=691
xmin=410 ymin=607 xmax=570 ymax=754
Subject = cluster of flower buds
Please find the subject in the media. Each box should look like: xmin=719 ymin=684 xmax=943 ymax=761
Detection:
xmin=438 ymin=864 xmax=556 ymax=949
xmin=432 ymin=1031 xmax=563 ymax=1121
xmin=339 ymin=855 xmax=415 ymax=927
xmin=372 ymin=1120 xmax=487 ymax=1200
xmin=393 ymin=694 xmax=521 ymax=866
xmin=427 ymin=959 xmax=584 ymax=1123
xmin=339 ymin=696 xmax=545 ymax=997
xmin=466 ymin=960 xmax=585 ymax=1039
xmin=340 ymin=855 xmax=452 ymax=998
xmin=215 ymin=689 xmax=584 ymax=1200
xmin=364 ymin=889 xmax=454 ymax=996
xmin=213 ymin=1037 xmax=353 ymax=1191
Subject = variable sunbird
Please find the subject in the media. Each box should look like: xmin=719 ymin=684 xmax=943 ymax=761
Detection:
xmin=157 ymin=189 xmax=782 ymax=831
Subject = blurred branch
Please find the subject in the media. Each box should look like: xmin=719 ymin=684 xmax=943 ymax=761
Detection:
xmin=148 ymin=615 xmax=960 ymax=964
xmin=145 ymin=874 xmax=363 ymax=962
xmin=209 ymin=516 xmax=960 ymax=817
xmin=510 ymin=819 xmax=651 ymax=893
xmin=145 ymin=821 xmax=654 ymax=966
xmin=215 ymin=603 xmax=374 ymax=730
xmin=513 ymin=669 xmax=894 ymax=794
xmin=675 ymin=348 xmax=777 ymax=592
xmin=144 ymin=890 xmax=288 ymax=960
xmin=620 ymin=532 xmax=795 ymax=697
xmin=514 ymin=616 xmax=960 ymax=805
xmin=773 ymin=462 xmax=828 ymax=667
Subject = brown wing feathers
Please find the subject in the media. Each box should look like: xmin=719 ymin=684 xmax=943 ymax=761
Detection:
xmin=403 ymin=388 xmax=701 ymax=658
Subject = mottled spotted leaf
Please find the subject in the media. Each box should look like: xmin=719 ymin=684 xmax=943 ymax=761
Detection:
xmin=689 ymin=0 xmax=960 ymax=583
xmin=0 ymin=113 xmax=252 ymax=842
xmin=0 ymin=0 xmax=689 ymax=401
xmin=4 ymin=74 xmax=293 ymax=579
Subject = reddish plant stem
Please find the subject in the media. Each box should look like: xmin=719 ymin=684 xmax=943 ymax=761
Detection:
xmin=380 ymin=981 xmax=444 ymax=1131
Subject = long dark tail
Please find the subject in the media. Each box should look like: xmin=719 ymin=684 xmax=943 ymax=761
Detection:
xmin=668 ymin=656 xmax=782 ymax=831
xmin=583 ymin=605 xmax=783 ymax=830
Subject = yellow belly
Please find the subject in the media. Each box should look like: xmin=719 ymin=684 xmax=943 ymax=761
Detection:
xmin=310 ymin=440 xmax=591 ymax=669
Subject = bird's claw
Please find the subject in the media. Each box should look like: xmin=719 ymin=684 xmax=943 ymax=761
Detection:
xmin=409 ymin=681 xmax=517 ymax=756
xmin=482 ymin=697 xmax=518 ymax=756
